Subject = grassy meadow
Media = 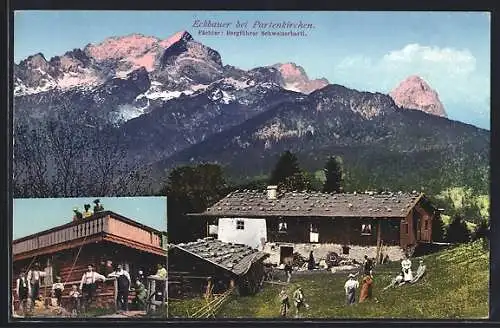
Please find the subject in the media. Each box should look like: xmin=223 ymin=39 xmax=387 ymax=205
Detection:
xmin=169 ymin=240 xmax=489 ymax=319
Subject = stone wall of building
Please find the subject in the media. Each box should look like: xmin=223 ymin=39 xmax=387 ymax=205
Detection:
xmin=263 ymin=242 xmax=405 ymax=265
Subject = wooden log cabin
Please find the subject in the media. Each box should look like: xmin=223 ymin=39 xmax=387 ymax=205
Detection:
xmin=12 ymin=210 xmax=167 ymax=311
xmin=189 ymin=187 xmax=439 ymax=264
xmin=168 ymin=238 xmax=268 ymax=299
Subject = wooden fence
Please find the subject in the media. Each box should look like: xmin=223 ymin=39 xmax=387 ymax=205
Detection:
xmin=189 ymin=288 xmax=234 ymax=319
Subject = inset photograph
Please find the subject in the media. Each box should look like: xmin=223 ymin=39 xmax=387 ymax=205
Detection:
xmin=12 ymin=197 xmax=167 ymax=319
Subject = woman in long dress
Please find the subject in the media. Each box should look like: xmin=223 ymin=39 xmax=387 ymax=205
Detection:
xmin=359 ymin=275 xmax=373 ymax=302
xmin=401 ymin=256 xmax=413 ymax=282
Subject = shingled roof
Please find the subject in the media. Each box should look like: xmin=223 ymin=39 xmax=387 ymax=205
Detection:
xmin=192 ymin=190 xmax=430 ymax=219
xmin=170 ymin=238 xmax=269 ymax=276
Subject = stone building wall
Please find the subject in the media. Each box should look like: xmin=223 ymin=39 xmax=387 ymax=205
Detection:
xmin=263 ymin=242 xmax=405 ymax=265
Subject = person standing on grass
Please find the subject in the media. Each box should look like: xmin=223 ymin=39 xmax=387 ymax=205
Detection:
xmin=51 ymin=276 xmax=64 ymax=307
xmin=279 ymin=289 xmax=290 ymax=317
xmin=108 ymin=264 xmax=132 ymax=312
xmin=79 ymin=264 xmax=106 ymax=310
xmin=359 ymin=275 xmax=373 ymax=303
xmin=16 ymin=271 xmax=31 ymax=316
xmin=344 ymin=273 xmax=359 ymax=305
xmin=293 ymin=287 xmax=308 ymax=318
xmin=363 ymin=255 xmax=374 ymax=276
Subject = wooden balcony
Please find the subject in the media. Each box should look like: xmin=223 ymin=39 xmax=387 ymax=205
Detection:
xmin=13 ymin=211 xmax=165 ymax=259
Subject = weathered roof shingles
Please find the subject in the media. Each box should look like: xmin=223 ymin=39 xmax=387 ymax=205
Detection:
xmin=195 ymin=190 xmax=427 ymax=218
xmin=172 ymin=238 xmax=268 ymax=276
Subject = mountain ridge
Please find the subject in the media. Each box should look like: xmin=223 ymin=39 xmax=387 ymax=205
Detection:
xmin=12 ymin=31 xmax=489 ymax=197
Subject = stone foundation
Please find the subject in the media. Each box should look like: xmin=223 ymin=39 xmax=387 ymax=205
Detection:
xmin=262 ymin=242 xmax=405 ymax=265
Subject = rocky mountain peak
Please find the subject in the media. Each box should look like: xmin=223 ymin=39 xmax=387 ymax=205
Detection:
xmin=84 ymin=33 xmax=160 ymax=62
xmin=19 ymin=53 xmax=49 ymax=70
xmin=159 ymin=30 xmax=193 ymax=48
xmin=273 ymin=62 xmax=329 ymax=95
xmin=389 ymin=75 xmax=447 ymax=117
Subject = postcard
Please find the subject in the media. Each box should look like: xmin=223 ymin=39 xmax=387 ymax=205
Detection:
xmin=13 ymin=10 xmax=490 ymax=320
xmin=11 ymin=197 xmax=167 ymax=319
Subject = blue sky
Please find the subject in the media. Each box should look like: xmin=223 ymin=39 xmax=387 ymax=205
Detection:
xmin=14 ymin=11 xmax=491 ymax=129
xmin=13 ymin=197 xmax=167 ymax=239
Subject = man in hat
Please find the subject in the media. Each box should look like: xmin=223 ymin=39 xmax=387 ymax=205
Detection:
xmin=363 ymin=255 xmax=374 ymax=276
xmin=73 ymin=207 xmax=83 ymax=222
xmin=16 ymin=271 xmax=31 ymax=316
xmin=344 ymin=273 xmax=359 ymax=305
xmin=79 ymin=264 xmax=106 ymax=310
xmin=82 ymin=204 xmax=93 ymax=219
xmin=27 ymin=263 xmax=46 ymax=309
xmin=292 ymin=286 xmax=308 ymax=318
xmin=108 ymin=264 xmax=131 ymax=312
xmin=93 ymin=199 xmax=104 ymax=213
xmin=279 ymin=289 xmax=290 ymax=317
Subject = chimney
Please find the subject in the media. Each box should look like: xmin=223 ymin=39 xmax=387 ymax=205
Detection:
xmin=267 ymin=185 xmax=278 ymax=200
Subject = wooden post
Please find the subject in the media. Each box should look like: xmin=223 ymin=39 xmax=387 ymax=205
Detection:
xmin=205 ymin=278 xmax=213 ymax=299
xmin=150 ymin=279 xmax=156 ymax=312
xmin=113 ymin=278 xmax=118 ymax=312
xmin=162 ymin=278 xmax=166 ymax=306
xmin=376 ymin=219 xmax=382 ymax=264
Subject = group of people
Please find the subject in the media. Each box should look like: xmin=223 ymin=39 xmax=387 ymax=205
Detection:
xmin=344 ymin=255 xmax=375 ymax=305
xmin=279 ymin=286 xmax=309 ymax=318
xmin=278 ymin=254 xmax=375 ymax=317
xmin=74 ymin=262 xmax=166 ymax=315
xmin=14 ymin=261 xmax=167 ymax=316
xmin=72 ymin=199 xmax=104 ymax=222
xmin=276 ymin=250 xmax=429 ymax=317
xmin=387 ymin=256 xmax=426 ymax=287
xmin=15 ymin=263 xmax=47 ymax=315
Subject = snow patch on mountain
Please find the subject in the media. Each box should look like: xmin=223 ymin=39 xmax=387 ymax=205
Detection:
xmin=57 ymin=69 xmax=102 ymax=90
xmin=14 ymin=78 xmax=57 ymax=96
xmin=284 ymin=82 xmax=302 ymax=93
xmin=135 ymin=81 xmax=209 ymax=102
xmin=112 ymin=102 xmax=150 ymax=124
xmin=221 ymin=77 xmax=252 ymax=90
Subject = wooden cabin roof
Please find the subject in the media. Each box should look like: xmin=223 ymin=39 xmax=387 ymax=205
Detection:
xmin=191 ymin=190 xmax=432 ymax=219
xmin=13 ymin=210 xmax=162 ymax=243
xmin=170 ymin=238 xmax=268 ymax=276
xmin=13 ymin=211 xmax=166 ymax=260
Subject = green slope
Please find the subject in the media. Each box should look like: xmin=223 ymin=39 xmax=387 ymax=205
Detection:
xmin=215 ymin=240 xmax=488 ymax=319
